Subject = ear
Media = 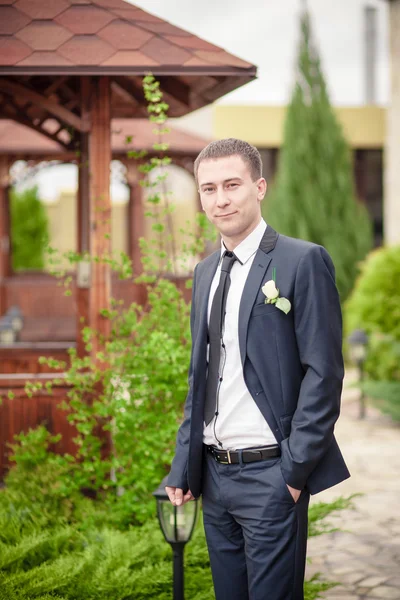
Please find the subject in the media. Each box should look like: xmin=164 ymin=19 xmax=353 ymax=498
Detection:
xmin=257 ymin=177 xmax=267 ymax=201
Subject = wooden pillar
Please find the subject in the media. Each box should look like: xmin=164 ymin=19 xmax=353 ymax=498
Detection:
xmin=88 ymin=77 xmax=111 ymax=356
xmin=385 ymin=0 xmax=400 ymax=244
xmin=76 ymin=77 xmax=91 ymax=357
xmin=0 ymin=157 xmax=10 ymax=316
xmin=125 ymin=160 xmax=144 ymax=277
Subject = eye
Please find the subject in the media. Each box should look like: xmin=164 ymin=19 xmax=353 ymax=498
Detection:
xmin=227 ymin=183 xmax=238 ymax=189
xmin=203 ymin=187 xmax=214 ymax=193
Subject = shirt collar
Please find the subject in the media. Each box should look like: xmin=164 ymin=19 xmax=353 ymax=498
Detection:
xmin=220 ymin=219 xmax=267 ymax=266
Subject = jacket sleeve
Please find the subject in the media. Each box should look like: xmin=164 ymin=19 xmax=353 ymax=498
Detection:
xmin=166 ymin=265 xmax=198 ymax=492
xmin=280 ymin=245 xmax=344 ymax=491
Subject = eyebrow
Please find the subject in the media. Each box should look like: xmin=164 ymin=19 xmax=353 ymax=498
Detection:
xmin=200 ymin=177 xmax=243 ymax=189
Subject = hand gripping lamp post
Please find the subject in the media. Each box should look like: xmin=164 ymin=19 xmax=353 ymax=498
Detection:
xmin=348 ymin=328 xmax=369 ymax=419
xmin=153 ymin=476 xmax=199 ymax=600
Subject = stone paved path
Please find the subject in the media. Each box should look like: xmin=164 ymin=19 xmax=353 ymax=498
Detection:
xmin=306 ymin=369 xmax=400 ymax=599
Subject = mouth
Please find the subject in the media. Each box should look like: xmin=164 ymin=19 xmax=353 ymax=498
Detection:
xmin=216 ymin=211 xmax=237 ymax=219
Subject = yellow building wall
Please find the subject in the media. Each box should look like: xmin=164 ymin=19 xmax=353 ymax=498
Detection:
xmin=213 ymin=105 xmax=386 ymax=149
xmin=44 ymin=191 xmax=128 ymax=272
xmin=42 ymin=166 xmax=198 ymax=275
xmin=142 ymin=164 xmax=199 ymax=275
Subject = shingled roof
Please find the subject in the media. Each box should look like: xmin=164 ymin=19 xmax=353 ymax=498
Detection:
xmin=0 ymin=0 xmax=256 ymax=153
xmin=0 ymin=0 xmax=255 ymax=75
xmin=0 ymin=118 xmax=211 ymax=158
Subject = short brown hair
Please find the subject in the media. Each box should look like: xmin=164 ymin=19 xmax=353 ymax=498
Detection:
xmin=194 ymin=138 xmax=263 ymax=183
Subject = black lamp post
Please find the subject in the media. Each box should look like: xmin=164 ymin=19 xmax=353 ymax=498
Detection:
xmin=348 ymin=328 xmax=369 ymax=419
xmin=153 ymin=476 xmax=199 ymax=600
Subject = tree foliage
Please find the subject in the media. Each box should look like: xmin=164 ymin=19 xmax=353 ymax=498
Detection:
xmin=345 ymin=246 xmax=400 ymax=343
xmin=10 ymin=185 xmax=49 ymax=271
xmin=264 ymin=9 xmax=372 ymax=301
xmin=345 ymin=246 xmax=400 ymax=421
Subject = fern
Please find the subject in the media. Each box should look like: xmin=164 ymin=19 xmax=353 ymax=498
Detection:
xmin=0 ymin=528 xmax=74 ymax=572
xmin=0 ymin=554 xmax=84 ymax=597
xmin=308 ymin=494 xmax=357 ymax=537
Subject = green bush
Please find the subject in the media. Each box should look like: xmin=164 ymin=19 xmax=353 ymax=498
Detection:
xmin=6 ymin=279 xmax=192 ymax=528
xmin=0 ymin=466 xmax=354 ymax=600
xmin=345 ymin=246 xmax=400 ymax=341
xmin=3 ymin=427 xmax=96 ymax=532
xmin=10 ymin=185 xmax=49 ymax=271
xmin=345 ymin=246 xmax=400 ymax=420
xmin=0 ymin=516 xmax=210 ymax=600
xmin=361 ymin=381 xmax=400 ymax=422
xmin=4 ymin=268 xmax=195 ymax=526
xmin=1 ymin=423 xmax=354 ymax=599
xmin=63 ymin=277 xmax=191 ymax=527
xmin=345 ymin=246 xmax=400 ymax=382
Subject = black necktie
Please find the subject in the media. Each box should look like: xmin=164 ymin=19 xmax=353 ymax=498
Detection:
xmin=204 ymin=251 xmax=237 ymax=425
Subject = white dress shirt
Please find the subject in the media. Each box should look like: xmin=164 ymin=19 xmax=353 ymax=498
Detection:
xmin=203 ymin=218 xmax=277 ymax=450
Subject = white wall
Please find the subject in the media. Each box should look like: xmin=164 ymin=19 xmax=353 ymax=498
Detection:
xmin=132 ymin=0 xmax=389 ymax=106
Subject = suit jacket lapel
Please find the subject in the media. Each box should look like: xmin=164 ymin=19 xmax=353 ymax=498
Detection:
xmin=192 ymin=251 xmax=220 ymax=371
xmin=238 ymin=226 xmax=279 ymax=366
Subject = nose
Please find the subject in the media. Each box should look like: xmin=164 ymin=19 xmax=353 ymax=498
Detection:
xmin=215 ymin=187 xmax=230 ymax=208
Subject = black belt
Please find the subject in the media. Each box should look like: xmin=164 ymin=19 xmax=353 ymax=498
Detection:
xmin=206 ymin=444 xmax=281 ymax=465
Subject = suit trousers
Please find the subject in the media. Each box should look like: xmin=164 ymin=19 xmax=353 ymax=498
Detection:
xmin=201 ymin=445 xmax=310 ymax=600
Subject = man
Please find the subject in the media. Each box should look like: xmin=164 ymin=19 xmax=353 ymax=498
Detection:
xmin=165 ymin=138 xmax=350 ymax=600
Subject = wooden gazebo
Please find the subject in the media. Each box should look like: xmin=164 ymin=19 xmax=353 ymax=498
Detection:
xmin=0 ymin=0 xmax=256 ymax=474
xmin=0 ymin=115 xmax=212 ymax=344
xmin=0 ymin=0 xmax=256 ymax=352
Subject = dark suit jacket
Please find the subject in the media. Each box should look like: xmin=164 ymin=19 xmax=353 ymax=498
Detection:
xmin=167 ymin=226 xmax=350 ymax=498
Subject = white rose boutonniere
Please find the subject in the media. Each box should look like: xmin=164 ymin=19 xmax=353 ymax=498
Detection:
xmin=262 ymin=268 xmax=291 ymax=315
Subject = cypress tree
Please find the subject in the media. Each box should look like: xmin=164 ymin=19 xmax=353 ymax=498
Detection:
xmin=264 ymin=7 xmax=372 ymax=301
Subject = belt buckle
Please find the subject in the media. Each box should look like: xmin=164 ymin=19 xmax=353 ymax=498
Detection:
xmin=226 ymin=449 xmax=232 ymax=464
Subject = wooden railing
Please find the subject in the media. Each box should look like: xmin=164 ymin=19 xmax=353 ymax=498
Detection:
xmin=0 ymin=342 xmax=73 ymax=374
xmin=0 ymin=272 xmax=192 ymax=477
xmin=1 ymin=272 xmax=191 ymax=343
xmin=0 ymin=374 xmax=76 ymax=478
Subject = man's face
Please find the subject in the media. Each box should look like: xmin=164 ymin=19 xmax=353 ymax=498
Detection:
xmin=197 ymin=154 xmax=266 ymax=245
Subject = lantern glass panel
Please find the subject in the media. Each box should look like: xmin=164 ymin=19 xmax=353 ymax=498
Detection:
xmin=158 ymin=501 xmax=175 ymax=542
xmin=158 ymin=500 xmax=197 ymax=543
